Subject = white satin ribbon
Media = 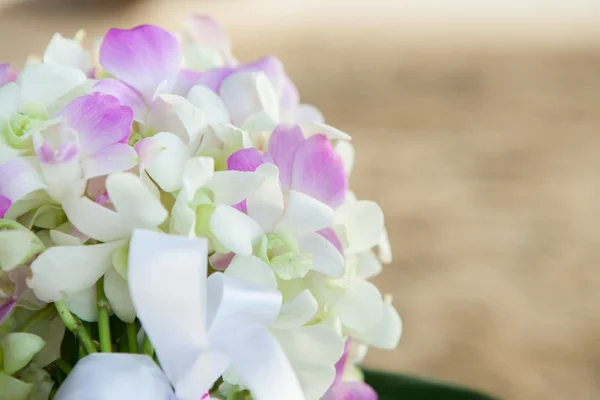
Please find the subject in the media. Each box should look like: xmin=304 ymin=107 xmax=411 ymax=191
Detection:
xmin=54 ymin=353 xmax=176 ymax=400
xmin=128 ymin=230 xmax=305 ymax=400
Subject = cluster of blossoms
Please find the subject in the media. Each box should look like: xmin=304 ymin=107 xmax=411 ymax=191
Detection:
xmin=0 ymin=15 xmax=401 ymax=400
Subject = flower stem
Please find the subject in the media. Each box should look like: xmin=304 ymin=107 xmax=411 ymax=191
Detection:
xmin=96 ymin=277 xmax=112 ymax=353
xmin=141 ymin=334 xmax=154 ymax=357
xmin=53 ymin=358 xmax=73 ymax=375
xmin=54 ymin=300 xmax=97 ymax=354
xmin=20 ymin=305 xmax=55 ymax=332
xmin=126 ymin=322 xmax=138 ymax=354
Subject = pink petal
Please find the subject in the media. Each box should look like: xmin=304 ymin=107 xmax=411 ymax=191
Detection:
xmin=0 ymin=64 xmax=16 ymax=87
xmin=0 ymin=157 xmax=46 ymax=203
xmin=195 ymin=67 xmax=234 ymax=92
xmin=59 ymin=92 xmax=134 ymax=157
xmin=227 ymin=148 xmax=263 ymax=172
xmin=334 ymin=340 xmax=351 ymax=386
xmin=209 ymin=252 xmax=234 ymax=271
xmin=233 ymin=200 xmax=248 ymax=214
xmin=0 ymin=195 xmax=11 ymax=217
xmin=100 ymin=25 xmax=182 ymax=99
xmin=172 ymin=68 xmax=202 ymax=96
xmin=82 ymin=143 xmax=139 ymax=179
xmin=35 ymin=140 xmax=79 ymax=164
xmin=94 ymin=79 xmax=148 ymax=121
xmin=291 ymin=134 xmax=347 ymax=208
xmin=134 ymin=137 xmax=162 ymax=171
xmin=268 ymin=123 xmax=305 ymax=192
xmin=243 ymin=56 xmax=285 ymax=95
xmin=318 ymin=228 xmax=344 ymax=257
xmin=0 ymin=299 xmax=17 ymax=323
xmin=186 ymin=14 xmax=232 ymax=55
xmin=337 ymin=382 xmax=378 ymax=400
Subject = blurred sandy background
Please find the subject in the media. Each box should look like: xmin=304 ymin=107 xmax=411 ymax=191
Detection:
xmin=2 ymin=0 xmax=600 ymax=398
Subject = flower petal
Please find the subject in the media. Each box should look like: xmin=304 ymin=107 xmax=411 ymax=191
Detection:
xmin=246 ymin=163 xmax=284 ymax=233
xmin=294 ymin=104 xmax=325 ymax=124
xmin=187 ymin=84 xmax=230 ymax=125
xmin=300 ymin=122 xmax=351 ymax=141
xmin=227 ymin=148 xmax=263 ymax=172
xmin=354 ymin=251 xmax=383 ymax=280
xmin=182 ymin=156 xmax=214 ymax=199
xmin=0 ymin=157 xmax=46 ymax=203
xmin=93 ymin=79 xmax=148 ymax=121
xmin=106 ymin=172 xmax=168 ymax=232
xmin=224 ymin=255 xmax=277 ymax=290
xmin=28 ymin=240 xmax=124 ymax=302
xmin=104 ymin=266 xmax=136 ymax=323
xmin=268 ymin=123 xmax=304 ymax=192
xmin=299 ymin=231 xmax=344 ymax=278
xmin=332 ymin=279 xmax=383 ymax=333
xmin=210 ymin=205 xmax=263 ymax=256
xmin=82 ymin=143 xmax=139 ymax=179
xmin=128 ymin=230 xmax=210 ymax=394
xmin=205 ymin=170 xmax=263 ymax=206
xmin=277 ymin=190 xmax=335 ymax=237
xmin=54 ymin=353 xmax=175 ymax=400
xmin=336 ymin=381 xmax=378 ymax=400
xmin=291 ymin=134 xmax=347 ymax=208
xmin=0 ymin=82 xmax=20 ymax=121
xmin=43 ymin=33 xmax=91 ymax=73
xmin=145 ymin=132 xmax=190 ymax=192
xmin=0 ymin=333 xmax=46 ymax=375
xmin=333 ymin=140 xmax=355 ymax=179
xmin=348 ymin=297 xmax=402 ymax=350
xmin=243 ymin=56 xmax=285 ymax=95
xmin=272 ymin=289 xmax=318 ymax=330
xmin=185 ymin=14 xmax=232 ymax=57
xmin=147 ymin=94 xmax=206 ymax=146
xmin=64 ymin=286 xmax=97 ymax=322
xmin=19 ymin=63 xmax=86 ymax=108
xmin=220 ymin=71 xmax=279 ymax=126
xmin=61 ymin=195 xmax=129 ymax=242
xmin=334 ymin=201 xmax=384 ymax=255
xmin=59 ymin=92 xmax=134 ymax=157
xmin=100 ymin=25 xmax=181 ymax=99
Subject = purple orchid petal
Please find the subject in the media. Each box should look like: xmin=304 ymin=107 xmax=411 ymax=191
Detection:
xmin=0 ymin=64 xmax=16 ymax=87
xmin=0 ymin=157 xmax=46 ymax=203
xmin=195 ymin=67 xmax=234 ymax=93
xmin=318 ymin=228 xmax=344 ymax=257
xmin=0 ymin=299 xmax=17 ymax=323
xmin=82 ymin=143 xmax=139 ymax=179
xmin=36 ymin=140 xmax=79 ymax=164
xmin=337 ymin=382 xmax=378 ymax=400
xmin=209 ymin=252 xmax=235 ymax=271
xmin=59 ymin=92 xmax=134 ymax=157
xmin=268 ymin=123 xmax=305 ymax=192
xmin=94 ymin=79 xmax=148 ymax=121
xmin=0 ymin=195 xmax=11 ymax=217
xmin=232 ymin=200 xmax=248 ymax=214
xmin=227 ymin=148 xmax=264 ymax=172
xmin=172 ymin=68 xmax=202 ymax=96
xmin=186 ymin=14 xmax=232 ymax=55
xmin=134 ymin=137 xmax=162 ymax=171
xmin=243 ymin=56 xmax=285 ymax=95
xmin=291 ymin=134 xmax=347 ymax=208
xmin=279 ymin=75 xmax=300 ymax=118
xmin=100 ymin=25 xmax=182 ymax=99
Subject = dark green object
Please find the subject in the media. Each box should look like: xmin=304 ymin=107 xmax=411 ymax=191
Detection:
xmin=364 ymin=370 xmax=497 ymax=400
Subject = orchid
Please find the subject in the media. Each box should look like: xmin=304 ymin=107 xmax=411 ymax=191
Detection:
xmin=0 ymin=15 xmax=401 ymax=400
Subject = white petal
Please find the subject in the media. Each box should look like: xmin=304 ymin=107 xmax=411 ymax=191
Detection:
xmin=205 ymin=170 xmax=263 ymax=206
xmin=272 ymin=323 xmax=344 ymax=368
xmin=0 ymin=82 xmax=20 ymax=121
xmin=276 ymin=190 xmax=335 ymax=237
xmin=334 ymin=200 xmax=384 ymax=255
xmin=0 ymin=156 xmax=46 ymax=203
xmin=54 ymin=353 xmax=175 ymax=400
xmin=104 ymin=266 xmax=136 ymax=323
xmin=246 ymin=163 xmax=284 ymax=233
xmin=187 ymin=84 xmax=230 ymax=125
xmin=349 ymin=298 xmax=402 ymax=350
xmin=182 ymin=156 xmax=214 ymax=199
xmin=61 ymin=194 xmax=129 ymax=242
xmin=298 ymin=232 xmax=344 ymax=278
xmin=64 ymin=286 xmax=97 ymax=322
xmin=145 ymin=132 xmax=190 ymax=192
xmin=354 ymin=251 xmax=383 ymax=279
xmin=0 ymin=333 xmax=46 ymax=375
xmin=128 ymin=230 xmax=210 ymax=392
xmin=19 ymin=63 xmax=86 ymax=108
xmin=170 ymin=193 xmax=196 ymax=237
xmin=49 ymin=230 xmax=82 ymax=246
xmin=242 ymin=111 xmax=277 ymax=136
xmin=106 ymin=172 xmax=168 ymax=232
xmin=332 ymin=279 xmax=383 ymax=333
xmin=219 ymin=71 xmax=279 ymax=126
xmin=300 ymin=122 xmax=351 ymax=141
xmin=29 ymin=314 xmax=65 ymax=368
xmin=148 ymin=94 xmax=206 ymax=146
xmin=209 ymin=205 xmax=263 ymax=256
xmin=28 ymin=241 xmax=124 ymax=302
xmin=0 ymin=230 xmax=35 ymax=271
xmin=272 ymin=289 xmax=318 ymax=330
xmin=295 ymin=366 xmax=336 ymax=400
xmin=333 ymin=139 xmax=354 ymax=177
xmin=43 ymin=33 xmax=92 ymax=73
xmin=224 ymin=255 xmax=277 ymax=290
xmin=378 ymin=229 xmax=393 ymax=264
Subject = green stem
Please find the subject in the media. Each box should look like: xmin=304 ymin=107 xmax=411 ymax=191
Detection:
xmin=20 ymin=305 xmax=55 ymax=332
xmin=126 ymin=322 xmax=138 ymax=354
xmin=96 ymin=277 xmax=112 ymax=353
xmin=54 ymin=300 xmax=97 ymax=354
xmin=141 ymin=334 xmax=154 ymax=357
xmin=53 ymin=358 xmax=73 ymax=375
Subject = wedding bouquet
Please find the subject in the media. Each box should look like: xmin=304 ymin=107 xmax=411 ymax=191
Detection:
xmin=0 ymin=15 xmax=401 ymax=400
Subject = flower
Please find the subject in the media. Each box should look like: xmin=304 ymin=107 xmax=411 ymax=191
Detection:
xmin=322 ymin=340 xmax=377 ymax=400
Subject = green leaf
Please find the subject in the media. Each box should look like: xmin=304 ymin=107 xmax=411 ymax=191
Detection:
xmin=363 ymin=370 xmax=497 ymax=400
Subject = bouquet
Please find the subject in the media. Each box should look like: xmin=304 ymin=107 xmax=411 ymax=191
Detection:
xmin=0 ymin=14 xmax=401 ymax=400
